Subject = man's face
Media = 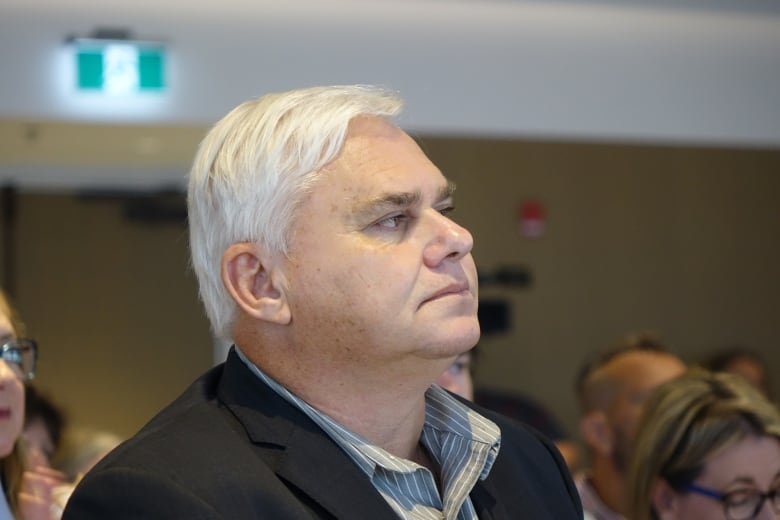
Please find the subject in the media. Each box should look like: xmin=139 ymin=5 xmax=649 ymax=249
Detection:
xmin=605 ymin=351 xmax=686 ymax=472
xmin=280 ymin=117 xmax=479 ymax=373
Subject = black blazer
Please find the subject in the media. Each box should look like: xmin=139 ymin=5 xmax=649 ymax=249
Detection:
xmin=64 ymin=350 xmax=582 ymax=519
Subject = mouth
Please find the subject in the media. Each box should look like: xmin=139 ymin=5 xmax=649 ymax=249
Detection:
xmin=0 ymin=408 xmax=11 ymax=419
xmin=423 ymin=282 xmax=470 ymax=304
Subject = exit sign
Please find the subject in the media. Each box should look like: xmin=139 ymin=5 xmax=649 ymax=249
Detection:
xmin=75 ymin=41 xmax=165 ymax=94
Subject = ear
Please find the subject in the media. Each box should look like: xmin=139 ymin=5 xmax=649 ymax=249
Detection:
xmin=221 ymin=242 xmax=291 ymax=325
xmin=651 ymin=478 xmax=679 ymax=519
xmin=580 ymin=410 xmax=614 ymax=455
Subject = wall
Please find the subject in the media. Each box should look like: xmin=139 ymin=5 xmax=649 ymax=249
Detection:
xmin=3 ymin=136 xmax=778 ymax=439
xmin=2 ymin=1 xmax=780 ymax=152
xmin=8 ymin=193 xmax=212 ymax=437
xmin=419 ymin=137 xmax=780 ymax=435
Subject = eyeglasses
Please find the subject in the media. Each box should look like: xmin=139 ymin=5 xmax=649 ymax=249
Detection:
xmin=0 ymin=338 xmax=38 ymax=381
xmin=685 ymin=482 xmax=780 ymax=520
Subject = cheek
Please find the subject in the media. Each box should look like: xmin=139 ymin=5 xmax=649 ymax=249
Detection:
xmin=676 ymin=495 xmax=726 ymax=520
xmin=12 ymin=383 xmax=25 ymax=426
xmin=332 ymin=255 xmax=410 ymax=301
xmin=289 ymin=263 xmax=385 ymax=330
xmin=613 ymin=401 xmax=644 ymax=437
xmin=0 ymin=387 xmax=24 ymax=453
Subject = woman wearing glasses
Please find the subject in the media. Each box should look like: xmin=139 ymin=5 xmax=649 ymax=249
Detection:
xmin=0 ymin=289 xmax=62 ymax=520
xmin=629 ymin=367 xmax=780 ymax=520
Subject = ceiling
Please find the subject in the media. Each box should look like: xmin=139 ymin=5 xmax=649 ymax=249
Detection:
xmin=1 ymin=0 xmax=779 ymax=188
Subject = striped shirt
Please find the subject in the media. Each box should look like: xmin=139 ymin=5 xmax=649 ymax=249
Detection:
xmin=236 ymin=348 xmax=501 ymax=520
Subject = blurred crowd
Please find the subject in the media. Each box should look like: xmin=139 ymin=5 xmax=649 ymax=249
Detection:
xmin=436 ymin=332 xmax=777 ymax=520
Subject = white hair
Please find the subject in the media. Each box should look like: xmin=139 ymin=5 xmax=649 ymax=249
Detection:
xmin=187 ymin=85 xmax=403 ymax=341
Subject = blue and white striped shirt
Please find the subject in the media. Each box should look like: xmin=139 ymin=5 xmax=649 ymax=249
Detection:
xmin=236 ymin=348 xmax=501 ymax=520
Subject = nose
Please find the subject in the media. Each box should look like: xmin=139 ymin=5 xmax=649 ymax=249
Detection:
xmin=422 ymin=210 xmax=474 ymax=268
xmin=0 ymin=359 xmax=18 ymax=384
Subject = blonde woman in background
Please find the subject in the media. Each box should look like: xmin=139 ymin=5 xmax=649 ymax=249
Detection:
xmin=0 ymin=289 xmax=64 ymax=519
xmin=629 ymin=368 xmax=780 ymax=520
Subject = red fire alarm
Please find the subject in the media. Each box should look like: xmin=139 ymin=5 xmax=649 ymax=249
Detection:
xmin=518 ymin=199 xmax=546 ymax=238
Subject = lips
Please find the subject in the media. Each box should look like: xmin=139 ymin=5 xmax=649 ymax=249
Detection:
xmin=423 ymin=282 xmax=470 ymax=304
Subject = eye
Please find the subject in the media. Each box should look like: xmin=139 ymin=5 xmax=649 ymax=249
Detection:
xmin=724 ymin=489 xmax=758 ymax=507
xmin=438 ymin=205 xmax=455 ymax=217
xmin=375 ymin=214 xmax=407 ymax=229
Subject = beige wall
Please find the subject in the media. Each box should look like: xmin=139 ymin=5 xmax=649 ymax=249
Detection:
xmin=7 ymin=194 xmax=212 ymax=437
xmin=2 ymin=137 xmax=779 ymax=441
xmin=419 ymin=138 xmax=780 ymax=435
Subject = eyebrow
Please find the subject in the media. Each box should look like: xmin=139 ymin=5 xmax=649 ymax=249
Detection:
xmin=352 ymin=181 xmax=456 ymax=221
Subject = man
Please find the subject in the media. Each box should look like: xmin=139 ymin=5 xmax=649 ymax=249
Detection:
xmin=64 ymin=85 xmax=582 ymax=519
xmin=574 ymin=332 xmax=686 ymax=520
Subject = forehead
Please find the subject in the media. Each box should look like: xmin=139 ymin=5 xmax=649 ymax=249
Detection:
xmin=607 ymin=351 xmax=685 ymax=394
xmin=701 ymin=435 xmax=780 ymax=487
xmin=320 ymin=116 xmax=448 ymax=198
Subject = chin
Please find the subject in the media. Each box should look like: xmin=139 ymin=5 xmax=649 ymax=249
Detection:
xmin=0 ymin=440 xmax=14 ymax=458
xmin=429 ymin=322 xmax=480 ymax=356
xmin=460 ymin=324 xmax=481 ymax=350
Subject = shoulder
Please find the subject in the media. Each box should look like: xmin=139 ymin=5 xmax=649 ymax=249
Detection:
xmin=63 ymin=361 xmax=302 ymax=518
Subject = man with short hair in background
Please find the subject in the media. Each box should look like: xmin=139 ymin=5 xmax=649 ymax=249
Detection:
xmin=574 ymin=332 xmax=686 ymax=520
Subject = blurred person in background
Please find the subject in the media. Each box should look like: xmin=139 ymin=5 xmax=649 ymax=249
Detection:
xmin=629 ymin=368 xmax=780 ymax=520
xmin=23 ymin=386 xmax=65 ymax=470
xmin=702 ymin=345 xmax=773 ymax=401
xmin=434 ymin=350 xmax=475 ymax=400
xmin=1 ymin=288 xmax=65 ymax=519
xmin=574 ymin=332 xmax=686 ymax=520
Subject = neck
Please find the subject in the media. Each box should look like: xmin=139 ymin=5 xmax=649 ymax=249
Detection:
xmin=238 ymin=335 xmax=451 ymax=462
xmin=589 ymin=457 xmax=628 ymax=516
xmin=294 ymin=375 xmax=430 ymax=460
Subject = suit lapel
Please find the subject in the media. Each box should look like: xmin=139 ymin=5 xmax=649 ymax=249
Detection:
xmin=470 ymin=477 xmax=503 ymax=520
xmin=275 ymin=420 xmax=400 ymax=520
xmin=218 ymin=350 xmax=398 ymax=520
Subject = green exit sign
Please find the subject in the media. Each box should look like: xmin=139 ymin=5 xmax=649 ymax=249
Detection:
xmin=76 ymin=41 xmax=165 ymax=93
